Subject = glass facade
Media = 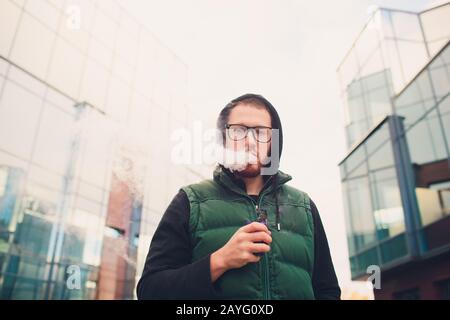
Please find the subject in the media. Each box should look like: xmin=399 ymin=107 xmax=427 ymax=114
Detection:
xmin=339 ymin=4 xmax=450 ymax=279
xmin=337 ymin=3 xmax=450 ymax=149
xmin=341 ymin=118 xmax=408 ymax=277
xmin=0 ymin=0 xmax=208 ymax=299
xmin=395 ymin=42 xmax=450 ymax=252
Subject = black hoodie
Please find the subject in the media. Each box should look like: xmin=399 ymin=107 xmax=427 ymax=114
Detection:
xmin=222 ymin=93 xmax=285 ymax=230
xmin=136 ymin=94 xmax=341 ymax=300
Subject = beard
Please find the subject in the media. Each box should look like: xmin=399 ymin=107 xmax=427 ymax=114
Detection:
xmin=234 ymin=162 xmax=262 ymax=178
xmin=216 ymin=144 xmax=269 ymax=178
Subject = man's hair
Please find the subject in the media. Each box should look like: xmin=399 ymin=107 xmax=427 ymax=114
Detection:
xmin=216 ymin=97 xmax=273 ymax=141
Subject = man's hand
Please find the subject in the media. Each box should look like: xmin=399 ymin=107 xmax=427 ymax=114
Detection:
xmin=210 ymin=222 xmax=272 ymax=283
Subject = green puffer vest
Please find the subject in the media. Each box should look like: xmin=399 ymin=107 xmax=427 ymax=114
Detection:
xmin=181 ymin=165 xmax=315 ymax=300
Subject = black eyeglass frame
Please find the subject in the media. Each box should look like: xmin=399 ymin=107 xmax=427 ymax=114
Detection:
xmin=225 ymin=124 xmax=273 ymax=143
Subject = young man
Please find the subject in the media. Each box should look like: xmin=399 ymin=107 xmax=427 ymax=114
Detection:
xmin=137 ymin=93 xmax=341 ymax=299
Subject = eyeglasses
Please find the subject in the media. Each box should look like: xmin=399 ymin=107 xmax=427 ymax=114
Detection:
xmin=225 ymin=124 xmax=272 ymax=143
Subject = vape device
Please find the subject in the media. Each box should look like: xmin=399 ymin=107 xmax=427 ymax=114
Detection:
xmin=245 ymin=208 xmax=269 ymax=256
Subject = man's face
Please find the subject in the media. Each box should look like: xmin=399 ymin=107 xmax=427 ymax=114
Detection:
xmin=225 ymin=103 xmax=272 ymax=178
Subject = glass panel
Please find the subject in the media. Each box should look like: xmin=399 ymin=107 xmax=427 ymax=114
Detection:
xmin=367 ymin=138 xmax=394 ymax=171
xmin=47 ymin=38 xmax=84 ymax=98
xmin=396 ymin=40 xmax=429 ymax=89
xmin=91 ymin=11 xmax=118 ymax=50
xmin=105 ymin=76 xmax=130 ymax=122
xmin=349 ymin=256 xmax=358 ymax=278
xmin=355 ymin=19 xmax=382 ymax=68
xmin=365 ymin=121 xmax=390 ymax=156
xmin=359 ymin=47 xmax=385 ymax=85
xmin=356 ymin=247 xmax=379 ymax=276
xmin=0 ymin=0 xmax=21 ymax=57
xmin=346 ymin=177 xmax=377 ymax=251
xmin=346 ymin=119 xmax=370 ymax=149
xmin=406 ymin=109 xmax=447 ymax=165
xmin=420 ymin=3 xmax=450 ymax=56
xmin=32 ymin=103 xmax=74 ymax=175
xmin=344 ymin=146 xmax=367 ymax=179
xmin=342 ymin=185 xmax=356 ymax=256
xmin=439 ymin=94 xmax=450 ymax=153
xmin=380 ymin=233 xmax=408 ymax=264
xmin=429 ymin=46 xmax=450 ymax=100
xmin=0 ymin=81 xmax=43 ymax=160
xmin=62 ymin=207 xmax=104 ymax=266
xmin=338 ymin=50 xmax=360 ymax=93
xmin=417 ymin=180 xmax=450 ymax=227
xmin=366 ymin=85 xmax=392 ymax=126
xmin=379 ymin=9 xmax=394 ymax=39
xmin=79 ymin=59 xmax=109 ymax=111
xmin=390 ymin=11 xmax=423 ymax=41
xmin=381 ymin=39 xmax=406 ymax=93
xmin=0 ymin=164 xmax=26 ymax=242
xmin=339 ymin=163 xmax=346 ymax=179
xmin=24 ymin=0 xmax=61 ymax=31
xmin=370 ymin=168 xmax=405 ymax=239
xmin=10 ymin=13 xmax=56 ymax=80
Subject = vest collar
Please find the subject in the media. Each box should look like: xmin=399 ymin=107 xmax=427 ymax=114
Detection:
xmin=213 ymin=164 xmax=292 ymax=197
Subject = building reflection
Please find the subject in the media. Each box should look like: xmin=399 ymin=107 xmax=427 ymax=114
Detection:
xmin=0 ymin=0 xmax=207 ymax=299
xmin=338 ymin=3 xmax=450 ymax=299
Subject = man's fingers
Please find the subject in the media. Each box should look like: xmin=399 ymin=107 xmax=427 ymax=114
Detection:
xmin=246 ymin=252 xmax=262 ymax=263
xmin=245 ymin=231 xmax=272 ymax=244
xmin=248 ymin=243 xmax=271 ymax=253
xmin=241 ymin=221 xmax=270 ymax=234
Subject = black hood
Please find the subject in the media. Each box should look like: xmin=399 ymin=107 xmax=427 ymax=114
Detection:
xmin=226 ymin=93 xmax=283 ymax=163
xmin=222 ymin=93 xmax=284 ymax=231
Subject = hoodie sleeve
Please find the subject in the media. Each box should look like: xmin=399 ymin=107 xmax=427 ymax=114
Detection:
xmin=136 ymin=190 xmax=219 ymax=299
xmin=310 ymin=199 xmax=341 ymax=300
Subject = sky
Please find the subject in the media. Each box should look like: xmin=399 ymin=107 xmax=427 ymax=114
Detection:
xmin=117 ymin=0 xmax=438 ymax=289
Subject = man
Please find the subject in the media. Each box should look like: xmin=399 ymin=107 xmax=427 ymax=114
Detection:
xmin=137 ymin=93 xmax=341 ymax=299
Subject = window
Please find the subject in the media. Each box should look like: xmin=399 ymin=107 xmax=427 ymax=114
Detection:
xmin=406 ymin=110 xmax=447 ymax=165
xmin=420 ymin=4 xmax=450 ymax=56
xmin=418 ymin=181 xmax=450 ymax=226
xmin=105 ymin=76 xmax=130 ymax=121
xmin=0 ymin=81 xmax=43 ymax=160
xmin=24 ymin=0 xmax=61 ymax=32
xmin=79 ymin=58 xmax=109 ymax=111
xmin=47 ymin=38 xmax=84 ymax=98
xmin=32 ymin=103 xmax=74 ymax=175
xmin=10 ymin=13 xmax=56 ymax=80
xmin=370 ymin=168 xmax=405 ymax=239
xmin=91 ymin=11 xmax=117 ymax=50
xmin=0 ymin=0 xmax=21 ymax=57
xmin=439 ymin=95 xmax=450 ymax=153
xmin=429 ymin=49 xmax=450 ymax=100
xmin=346 ymin=177 xmax=377 ymax=251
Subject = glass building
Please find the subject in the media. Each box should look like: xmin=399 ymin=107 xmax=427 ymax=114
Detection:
xmin=337 ymin=3 xmax=450 ymax=299
xmin=0 ymin=0 xmax=208 ymax=299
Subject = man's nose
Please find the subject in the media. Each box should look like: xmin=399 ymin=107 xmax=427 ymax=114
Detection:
xmin=245 ymin=130 xmax=258 ymax=150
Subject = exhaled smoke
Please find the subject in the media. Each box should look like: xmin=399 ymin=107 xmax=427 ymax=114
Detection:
xmin=215 ymin=144 xmax=258 ymax=172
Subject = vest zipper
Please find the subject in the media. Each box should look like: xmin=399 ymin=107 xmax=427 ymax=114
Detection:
xmin=255 ymin=197 xmax=271 ymax=300
xmin=231 ymin=176 xmax=275 ymax=300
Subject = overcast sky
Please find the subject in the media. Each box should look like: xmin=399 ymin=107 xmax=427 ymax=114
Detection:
xmin=118 ymin=0 xmax=437 ymax=289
